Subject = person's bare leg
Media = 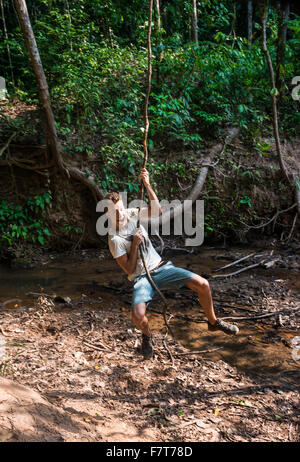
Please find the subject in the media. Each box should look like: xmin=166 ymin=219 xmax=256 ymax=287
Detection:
xmin=185 ymin=275 xmax=217 ymax=325
xmin=132 ymin=302 xmax=152 ymax=336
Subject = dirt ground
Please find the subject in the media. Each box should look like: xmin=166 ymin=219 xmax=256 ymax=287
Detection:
xmin=0 ymin=261 xmax=299 ymax=442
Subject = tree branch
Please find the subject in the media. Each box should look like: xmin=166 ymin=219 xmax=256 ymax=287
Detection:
xmin=0 ymin=132 xmax=17 ymax=157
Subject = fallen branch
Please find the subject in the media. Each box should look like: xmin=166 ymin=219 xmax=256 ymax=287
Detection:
xmin=239 ymin=203 xmax=296 ymax=230
xmin=286 ymin=213 xmax=298 ymax=242
xmin=162 ymin=246 xmax=193 ymax=254
xmin=173 ymin=419 xmax=210 ymax=430
xmin=212 ymin=261 xmax=263 ymax=278
xmin=213 ymin=253 xmax=256 ymax=273
xmin=220 ymin=307 xmax=300 ymax=322
xmin=162 ymin=338 xmax=175 ymax=365
xmin=174 ymin=347 xmax=222 ymax=356
xmin=0 ymin=132 xmax=17 ymax=156
xmin=83 ymin=340 xmax=110 ymax=351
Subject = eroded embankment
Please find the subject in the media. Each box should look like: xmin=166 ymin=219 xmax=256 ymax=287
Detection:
xmin=0 ymin=247 xmax=299 ymax=442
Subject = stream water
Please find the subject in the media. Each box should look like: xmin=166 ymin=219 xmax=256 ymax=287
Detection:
xmin=0 ymin=247 xmax=299 ymax=386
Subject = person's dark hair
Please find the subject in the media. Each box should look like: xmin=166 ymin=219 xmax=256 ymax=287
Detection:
xmin=103 ymin=192 xmax=121 ymax=204
xmin=103 ymin=192 xmax=121 ymax=214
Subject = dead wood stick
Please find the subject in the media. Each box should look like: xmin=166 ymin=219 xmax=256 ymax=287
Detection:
xmin=213 ymin=253 xmax=256 ymax=272
xmin=174 ymin=347 xmax=222 ymax=356
xmin=239 ymin=203 xmax=297 ymax=230
xmin=163 ymin=339 xmax=175 ymax=365
xmin=174 ymin=419 xmax=207 ymax=430
xmin=83 ymin=340 xmax=110 ymax=351
xmin=0 ymin=132 xmax=17 ymax=156
xmin=26 ymin=291 xmax=54 ymax=298
xmin=212 ymin=261 xmax=263 ymax=278
xmin=220 ymin=307 xmax=300 ymax=321
xmin=177 ymin=177 xmax=191 ymax=191
xmin=162 ymin=245 xmax=193 ymax=254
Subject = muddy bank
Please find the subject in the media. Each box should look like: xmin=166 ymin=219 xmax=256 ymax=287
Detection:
xmin=0 ymin=245 xmax=299 ymax=442
xmin=0 ymin=299 xmax=299 ymax=442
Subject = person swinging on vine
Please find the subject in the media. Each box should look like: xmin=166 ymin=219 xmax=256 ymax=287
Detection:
xmin=104 ymin=168 xmax=239 ymax=358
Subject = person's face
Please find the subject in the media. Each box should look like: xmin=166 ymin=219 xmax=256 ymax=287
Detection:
xmin=108 ymin=199 xmax=127 ymax=230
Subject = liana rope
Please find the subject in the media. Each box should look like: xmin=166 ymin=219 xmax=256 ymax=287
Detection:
xmin=136 ymin=0 xmax=174 ymax=339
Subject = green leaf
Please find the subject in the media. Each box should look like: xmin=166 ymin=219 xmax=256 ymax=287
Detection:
xmin=238 ymin=400 xmax=252 ymax=407
xmin=38 ymin=236 xmax=45 ymax=245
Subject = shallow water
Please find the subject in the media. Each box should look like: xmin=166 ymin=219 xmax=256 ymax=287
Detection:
xmin=0 ymin=247 xmax=299 ymax=385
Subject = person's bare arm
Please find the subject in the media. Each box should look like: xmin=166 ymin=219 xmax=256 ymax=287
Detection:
xmin=115 ymin=230 xmax=144 ymax=275
xmin=139 ymin=168 xmax=162 ymax=218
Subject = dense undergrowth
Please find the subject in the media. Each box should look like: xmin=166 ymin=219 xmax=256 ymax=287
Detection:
xmin=0 ymin=0 xmax=299 ymax=255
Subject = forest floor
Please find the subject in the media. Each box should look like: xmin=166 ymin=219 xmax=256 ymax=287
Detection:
xmin=0 ymin=243 xmax=299 ymax=442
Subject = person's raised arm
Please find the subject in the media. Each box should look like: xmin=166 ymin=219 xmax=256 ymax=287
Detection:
xmin=139 ymin=168 xmax=162 ymax=218
xmin=115 ymin=230 xmax=144 ymax=275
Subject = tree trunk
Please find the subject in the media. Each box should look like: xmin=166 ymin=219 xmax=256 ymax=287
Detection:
xmin=0 ymin=0 xmax=15 ymax=85
xmin=155 ymin=0 xmax=164 ymax=61
xmin=192 ymin=0 xmax=198 ymax=46
xmin=13 ymin=0 xmax=104 ymax=202
xmin=14 ymin=0 xmax=66 ymax=174
xmin=230 ymin=1 xmax=237 ymax=41
xmin=275 ymin=1 xmax=290 ymax=100
xmin=258 ymin=1 xmax=300 ymax=214
xmin=247 ymin=0 xmax=253 ymax=50
xmin=64 ymin=0 xmax=73 ymax=52
xmin=155 ymin=0 xmax=161 ymax=30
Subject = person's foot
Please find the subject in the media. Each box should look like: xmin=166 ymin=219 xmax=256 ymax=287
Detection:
xmin=208 ymin=318 xmax=239 ymax=335
xmin=141 ymin=333 xmax=153 ymax=358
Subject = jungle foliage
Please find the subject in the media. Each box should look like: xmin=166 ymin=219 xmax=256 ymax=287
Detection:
xmin=0 ymin=1 xmax=299 ymax=247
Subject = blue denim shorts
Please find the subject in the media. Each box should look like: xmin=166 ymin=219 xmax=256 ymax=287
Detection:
xmin=131 ymin=260 xmax=198 ymax=307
